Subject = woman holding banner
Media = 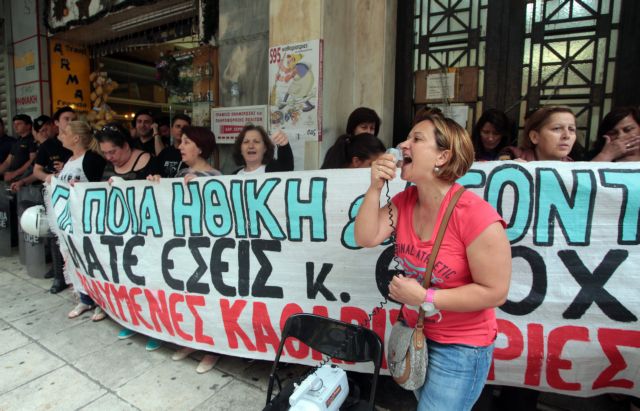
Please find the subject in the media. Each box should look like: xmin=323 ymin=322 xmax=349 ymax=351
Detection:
xmin=147 ymin=125 xmax=222 ymax=373
xmin=173 ymin=126 xmax=220 ymax=180
xmin=51 ymin=121 xmax=107 ymax=321
xmin=95 ymin=122 xmax=163 ymax=350
xmin=589 ymin=106 xmax=640 ymax=411
xmin=489 ymin=106 xmax=578 ymax=410
xmin=354 ymin=113 xmax=511 ymax=411
xmin=231 ymin=125 xmax=293 ymax=174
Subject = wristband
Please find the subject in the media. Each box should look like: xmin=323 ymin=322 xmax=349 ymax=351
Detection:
xmin=420 ymin=288 xmax=436 ymax=312
xmin=424 ymin=288 xmax=435 ymax=304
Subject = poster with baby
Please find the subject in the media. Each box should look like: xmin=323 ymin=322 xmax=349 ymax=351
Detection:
xmin=268 ymin=40 xmax=323 ymax=169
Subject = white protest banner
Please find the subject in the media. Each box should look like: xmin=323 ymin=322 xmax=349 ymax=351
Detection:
xmin=47 ymin=162 xmax=640 ymax=397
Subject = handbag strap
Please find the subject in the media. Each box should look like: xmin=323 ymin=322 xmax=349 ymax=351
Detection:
xmin=415 ymin=186 xmax=465 ymax=327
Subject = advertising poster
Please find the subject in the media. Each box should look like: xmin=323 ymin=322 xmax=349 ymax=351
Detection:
xmin=268 ymin=40 xmax=323 ymax=169
xmin=211 ymin=105 xmax=268 ymax=144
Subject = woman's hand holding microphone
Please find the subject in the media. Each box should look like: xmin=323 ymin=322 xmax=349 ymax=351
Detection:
xmin=370 ymin=148 xmax=401 ymax=191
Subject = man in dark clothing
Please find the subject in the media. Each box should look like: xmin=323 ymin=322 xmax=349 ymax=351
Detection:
xmin=33 ymin=111 xmax=73 ymax=183
xmin=0 ymin=118 xmax=16 ymax=164
xmin=0 ymin=114 xmax=36 ymax=182
xmin=156 ymin=114 xmax=191 ymax=177
xmin=132 ymin=109 xmax=156 ymax=154
xmin=37 ymin=107 xmax=76 ymax=292
xmin=52 ymin=106 xmax=76 ymax=141
xmin=10 ymin=114 xmax=72 ymax=192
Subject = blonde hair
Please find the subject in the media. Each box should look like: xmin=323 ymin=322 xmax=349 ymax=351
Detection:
xmin=522 ymin=106 xmax=575 ymax=150
xmin=67 ymin=121 xmax=100 ymax=154
xmin=416 ymin=114 xmax=474 ymax=182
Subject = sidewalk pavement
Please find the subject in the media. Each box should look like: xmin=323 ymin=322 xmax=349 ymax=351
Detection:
xmin=0 ymin=252 xmax=627 ymax=411
xmin=0 ymin=252 xmax=415 ymax=411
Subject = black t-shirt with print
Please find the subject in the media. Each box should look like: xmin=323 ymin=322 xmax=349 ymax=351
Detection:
xmin=156 ymin=146 xmax=186 ymax=177
xmin=35 ymin=137 xmax=72 ymax=173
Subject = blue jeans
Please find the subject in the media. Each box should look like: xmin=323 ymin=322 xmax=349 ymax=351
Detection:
xmin=415 ymin=340 xmax=493 ymax=411
xmin=79 ymin=292 xmax=94 ymax=306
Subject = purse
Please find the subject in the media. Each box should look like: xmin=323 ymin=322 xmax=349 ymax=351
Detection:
xmin=387 ymin=187 xmax=465 ymax=390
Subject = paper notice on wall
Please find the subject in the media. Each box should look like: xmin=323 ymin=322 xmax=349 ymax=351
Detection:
xmin=433 ymin=104 xmax=469 ymax=128
xmin=211 ymin=106 xmax=268 ymax=144
xmin=426 ymin=72 xmax=455 ymax=100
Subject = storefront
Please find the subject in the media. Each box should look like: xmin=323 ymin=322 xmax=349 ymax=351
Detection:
xmin=43 ymin=0 xmax=218 ymax=128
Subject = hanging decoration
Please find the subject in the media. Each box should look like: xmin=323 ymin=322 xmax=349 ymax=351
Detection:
xmin=85 ymin=64 xmax=119 ymax=130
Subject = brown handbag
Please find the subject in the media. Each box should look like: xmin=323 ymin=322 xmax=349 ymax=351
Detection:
xmin=387 ymin=187 xmax=465 ymax=390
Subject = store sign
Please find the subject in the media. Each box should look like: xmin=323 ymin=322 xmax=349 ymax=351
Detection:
xmin=15 ymin=83 xmax=42 ymax=117
xmin=13 ymin=38 xmax=40 ymax=84
xmin=211 ymin=105 xmax=268 ymax=144
xmin=49 ymin=40 xmax=91 ymax=112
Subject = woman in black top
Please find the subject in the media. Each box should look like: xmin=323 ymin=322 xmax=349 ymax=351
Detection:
xmin=94 ymin=122 xmax=161 ymax=350
xmin=471 ymin=109 xmax=513 ymax=161
xmin=231 ymin=125 xmax=293 ymax=174
xmin=96 ymin=122 xmax=157 ymax=181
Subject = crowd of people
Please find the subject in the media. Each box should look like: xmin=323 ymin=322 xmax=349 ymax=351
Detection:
xmin=0 ymin=103 xmax=638 ymax=409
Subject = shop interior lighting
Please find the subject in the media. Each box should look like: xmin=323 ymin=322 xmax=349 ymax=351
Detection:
xmin=111 ymin=3 xmax=193 ymax=32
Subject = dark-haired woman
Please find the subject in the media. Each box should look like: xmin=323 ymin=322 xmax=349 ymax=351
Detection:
xmin=588 ymin=106 xmax=640 ymax=162
xmin=232 ymin=125 xmax=293 ymax=174
xmin=321 ymin=133 xmax=385 ymax=169
xmin=346 ymin=107 xmax=381 ymax=136
xmin=471 ymin=109 xmax=513 ymax=161
xmin=147 ymin=126 xmax=222 ymax=373
xmin=174 ymin=126 xmax=221 ymax=180
xmin=95 ymin=122 xmax=161 ymax=350
xmin=96 ymin=122 xmax=158 ymax=181
xmin=147 ymin=126 xmax=221 ymax=183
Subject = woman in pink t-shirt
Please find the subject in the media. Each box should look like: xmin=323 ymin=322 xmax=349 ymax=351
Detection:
xmin=355 ymin=113 xmax=512 ymax=411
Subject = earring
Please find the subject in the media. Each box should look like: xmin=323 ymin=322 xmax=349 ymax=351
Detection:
xmin=434 ymin=166 xmax=440 ymax=174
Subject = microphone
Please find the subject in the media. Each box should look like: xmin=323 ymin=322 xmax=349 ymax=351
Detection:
xmin=386 ymin=147 xmax=403 ymax=167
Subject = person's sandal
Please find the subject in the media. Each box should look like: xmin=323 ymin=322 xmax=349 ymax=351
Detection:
xmin=68 ymin=303 xmax=93 ymax=319
xmin=196 ymin=354 xmax=219 ymax=374
xmin=172 ymin=347 xmax=196 ymax=361
xmin=91 ymin=306 xmax=107 ymax=322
